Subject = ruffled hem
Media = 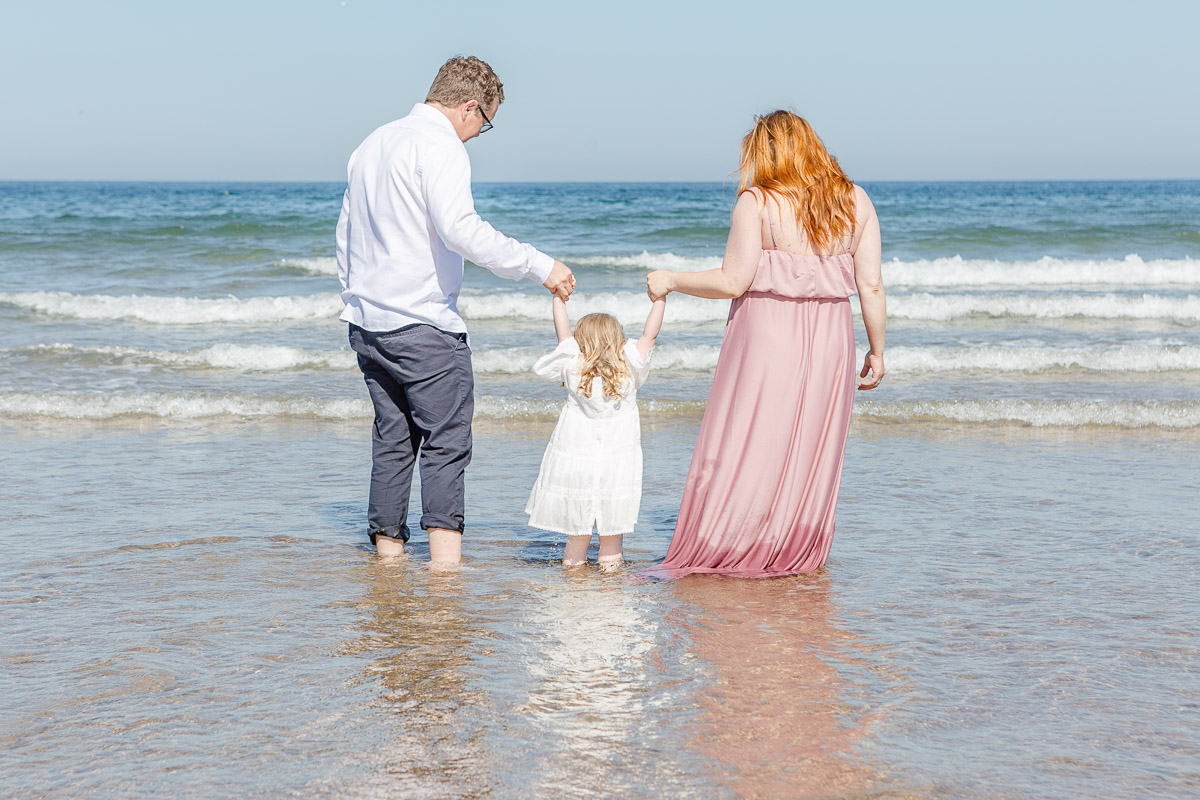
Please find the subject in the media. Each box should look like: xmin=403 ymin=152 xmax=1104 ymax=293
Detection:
xmin=527 ymin=520 xmax=635 ymax=537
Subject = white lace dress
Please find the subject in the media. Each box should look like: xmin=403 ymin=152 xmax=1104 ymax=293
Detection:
xmin=525 ymin=337 xmax=652 ymax=536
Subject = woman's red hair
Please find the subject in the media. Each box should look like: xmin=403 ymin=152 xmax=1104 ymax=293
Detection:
xmin=738 ymin=111 xmax=856 ymax=252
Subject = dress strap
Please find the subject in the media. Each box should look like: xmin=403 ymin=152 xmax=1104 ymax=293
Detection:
xmin=765 ymin=196 xmax=779 ymax=250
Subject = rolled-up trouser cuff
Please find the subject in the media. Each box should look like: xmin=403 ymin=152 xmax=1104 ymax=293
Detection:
xmin=369 ymin=523 xmax=411 ymax=545
xmin=421 ymin=514 xmax=464 ymax=533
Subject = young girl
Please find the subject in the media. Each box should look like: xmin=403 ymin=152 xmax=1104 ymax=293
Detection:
xmin=526 ymin=295 xmax=667 ymax=569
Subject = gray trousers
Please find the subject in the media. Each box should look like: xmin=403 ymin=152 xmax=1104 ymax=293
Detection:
xmin=348 ymin=323 xmax=474 ymax=543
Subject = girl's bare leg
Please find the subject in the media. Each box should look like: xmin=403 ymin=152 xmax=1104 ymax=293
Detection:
xmin=597 ymin=534 xmax=624 ymax=571
xmin=563 ymin=535 xmax=591 ymax=566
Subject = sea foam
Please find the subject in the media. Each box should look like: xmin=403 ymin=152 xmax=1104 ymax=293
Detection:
xmin=458 ymin=292 xmax=730 ymax=324
xmin=571 ymin=252 xmax=724 ymax=272
xmin=0 ymin=391 xmax=703 ymax=421
xmin=885 ymin=344 xmax=1200 ymax=374
xmin=9 ymin=343 xmax=358 ymax=371
xmin=564 ymin=252 xmax=1200 ymax=288
xmin=478 ymin=343 xmax=1200 ymax=375
xmin=0 ymin=391 xmax=372 ymax=420
xmin=472 ymin=344 xmax=723 ymax=374
xmin=459 ymin=290 xmax=1200 ymax=324
xmin=0 ymin=291 xmax=344 ymax=324
xmin=890 ymin=292 xmax=1200 ymax=322
xmin=273 ymin=250 xmax=1200 ymax=303
xmin=883 ymin=254 xmax=1200 ymax=288
xmin=855 ymin=399 xmax=1200 ymax=428
xmin=4 ymin=391 xmax=1195 ymax=428
xmin=277 ymin=257 xmax=338 ymax=276
xmin=17 ymin=342 xmax=1199 ymax=376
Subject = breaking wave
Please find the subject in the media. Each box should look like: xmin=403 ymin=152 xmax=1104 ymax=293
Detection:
xmin=0 ymin=291 xmax=344 ymax=324
xmin=4 ymin=391 xmax=1196 ymax=428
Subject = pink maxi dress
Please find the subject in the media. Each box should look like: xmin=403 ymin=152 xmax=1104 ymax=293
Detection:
xmin=647 ymin=207 xmax=858 ymax=579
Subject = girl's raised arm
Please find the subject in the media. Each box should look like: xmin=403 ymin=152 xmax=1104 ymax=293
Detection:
xmin=552 ymin=295 xmax=571 ymax=343
xmin=637 ymin=298 xmax=666 ymax=359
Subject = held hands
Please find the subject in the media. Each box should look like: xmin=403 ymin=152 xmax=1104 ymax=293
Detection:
xmin=543 ymin=260 xmax=576 ymax=301
xmin=857 ymin=352 xmax=885 ymax=390
xmin=646 ymin=270 xmax=674 ymax=301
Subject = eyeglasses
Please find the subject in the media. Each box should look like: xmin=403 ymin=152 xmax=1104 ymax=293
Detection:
xmin=477 ymin=103 xmax=493 ymax=134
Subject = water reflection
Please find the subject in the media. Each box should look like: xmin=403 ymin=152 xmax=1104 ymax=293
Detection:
xmin=517 ymin=572 xmax=663 ymax=796
xmin=672 ymin=573 xmax=882 ymax=798
xmin=339 ymin=560 xmax=489 ymax=799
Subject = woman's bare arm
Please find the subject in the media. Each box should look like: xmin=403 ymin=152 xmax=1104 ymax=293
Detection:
xmin=637 ymin=298 xmax=667 ymax=358
xmin=647 ymin=191 xmax=763 ymax=300
xmin=852 ymin=186 xmax=886 ymax=390
xmin=552 ymin=295 xmax=571 ymax=343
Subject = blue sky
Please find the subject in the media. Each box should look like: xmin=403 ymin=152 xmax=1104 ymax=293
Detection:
xmin=2 ymin=1 xmax=1197 ymax=181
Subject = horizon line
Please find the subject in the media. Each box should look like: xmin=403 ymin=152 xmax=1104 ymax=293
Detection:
xmin=2 ymin=177 xmax=1199 ymax=185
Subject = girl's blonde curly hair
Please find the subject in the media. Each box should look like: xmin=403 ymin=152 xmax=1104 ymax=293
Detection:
xmin=574 ymin=313 xmax=628 ymax=400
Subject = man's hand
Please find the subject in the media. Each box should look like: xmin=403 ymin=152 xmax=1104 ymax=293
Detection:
xmin=543 ymin=260 xmax=575 ymax=301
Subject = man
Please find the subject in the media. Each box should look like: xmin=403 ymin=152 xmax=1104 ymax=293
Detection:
xmin=336 ymin=56 xmax=575 ymax=564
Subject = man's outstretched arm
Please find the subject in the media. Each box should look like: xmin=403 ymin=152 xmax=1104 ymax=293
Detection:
xmin=423 ymin=143 xmax=574 ymax=299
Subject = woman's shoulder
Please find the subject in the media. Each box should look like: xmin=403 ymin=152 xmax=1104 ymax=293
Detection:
xmin=736 ymin=186 xmax=769 ymax=216
xmin=853 ymin=184 xmax=876 ymax=219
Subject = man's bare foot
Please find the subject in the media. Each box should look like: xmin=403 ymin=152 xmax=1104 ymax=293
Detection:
xmin=428 ymin=528 xmax=462 ymax=565
xmin=375 ymin=534 xmax=407 ymax=559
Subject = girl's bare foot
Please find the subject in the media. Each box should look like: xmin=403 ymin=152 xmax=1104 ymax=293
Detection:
xmin=597 ymin=534 xmax=623 ymax=571
xmin=563 ymin=534 xmax=591 ymax=567
xmin=598 ymin=553 xmax=624 ymax=573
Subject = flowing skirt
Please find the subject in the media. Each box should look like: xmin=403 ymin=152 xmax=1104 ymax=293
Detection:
xmin=646 ymin=292 xmax=856 ymax=579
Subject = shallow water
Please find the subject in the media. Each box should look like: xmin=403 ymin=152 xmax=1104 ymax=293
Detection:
xmin=2 ymin=180 xmax=1199 ymax=796
xmin=3 ymin=418 xmax=1197 ymax=799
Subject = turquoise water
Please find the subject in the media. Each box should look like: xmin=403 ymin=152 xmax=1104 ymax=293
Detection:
xmin=1 ymin=180 xmax=1198 ymax=426
xmin=1 ymin=181 xmax=1199 ymax=798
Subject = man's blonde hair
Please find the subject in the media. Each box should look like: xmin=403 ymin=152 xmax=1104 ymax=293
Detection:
xmin=425 ymin=56 xmax=505 ymax=111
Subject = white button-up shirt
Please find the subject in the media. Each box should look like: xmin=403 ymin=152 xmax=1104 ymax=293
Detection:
xmin=336 ymin=103 xmax=553 ymax=333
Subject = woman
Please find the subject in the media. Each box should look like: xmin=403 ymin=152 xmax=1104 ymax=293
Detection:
xmin=644 ymin=110 xmax=885 ymax=578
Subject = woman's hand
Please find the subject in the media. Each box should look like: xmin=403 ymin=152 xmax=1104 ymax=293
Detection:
xmin=857 ymin=352 xmax=885 ymax=390
xmin=647 ymin=270 xmax=674 ymax=301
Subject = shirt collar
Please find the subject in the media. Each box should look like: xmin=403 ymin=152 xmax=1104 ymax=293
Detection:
xmin=410 ymin=102 xmax=459 ymax=137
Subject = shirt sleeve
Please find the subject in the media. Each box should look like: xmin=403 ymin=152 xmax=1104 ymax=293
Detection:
xmin=334 ymin=184 xmax=351 ymax=294
xmin=532 ymin=337 xmax=581 ymax=383
xmin=624 ymin=342 xmax=653 ymax=389
xmin=420 ymin=142 xmax=554 ymax=284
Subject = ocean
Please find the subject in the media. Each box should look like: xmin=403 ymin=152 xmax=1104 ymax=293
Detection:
xmin=2 ymin=180 xmax=1198 ymax=798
